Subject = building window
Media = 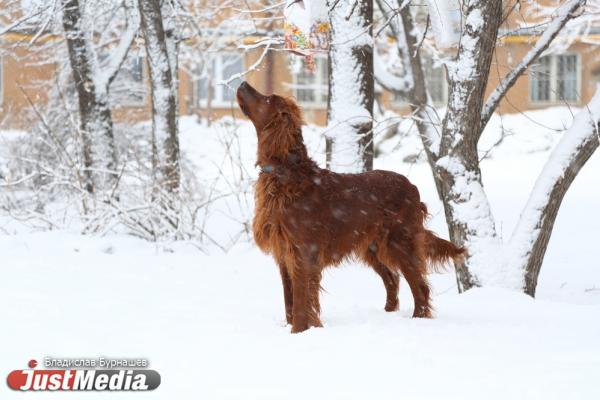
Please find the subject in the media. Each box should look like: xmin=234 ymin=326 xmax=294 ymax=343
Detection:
xmin=531 ymin=54 xmax=580 ymax=103
xmin=196 ymin=54 xmax=243 ymax=107
xmin=531 ymin=56 xmax=551 ymax=102
xmin=423 ymin=57 xmax=447 ymax=104
xmin=129 ymin=55 xmax=144 ymax=83
xmin=392 ymin=91 xmax=404 ymax=104
xmin=393 ymin=56 xmax=447 ymax=106
xmin=293 ymin=57 xmax=328 ymax=106
xmin=108 ymin=54 xmax=146 ymax=106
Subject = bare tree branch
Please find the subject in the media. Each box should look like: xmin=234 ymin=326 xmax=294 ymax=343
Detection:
xmin=480 ymin=0 xmax=586 ymax=134
xmin=98 ymin=1 xmax=140 ymax=91
xmin=376 ymin=0 xmax=441 ymax=158
xmin=373 ymin=48 xmax=410 ymax=95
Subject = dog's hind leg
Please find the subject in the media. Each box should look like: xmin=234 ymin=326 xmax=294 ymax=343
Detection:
xmin=382 ymin=226 xmax=432 ymax=318
xmin=398 ymin=257 xmax=432 ymax=318
xmin=277 ymin=260 xmax=293 ymax=325
xmin=362 ymin=248 xmax=400 ymax=312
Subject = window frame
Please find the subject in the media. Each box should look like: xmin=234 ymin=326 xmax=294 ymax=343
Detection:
xmin=129 ymin=55 xmax=145 ymax=85
xmin=195 ymin=53 xmax=244 ymax=109
xmin=530 ymin=53 xmax=581 ymax=105
xmin=423 ymin=57 xmax=448 ymax=106
xmin=291 ymin=56 xmax=328 ymax=109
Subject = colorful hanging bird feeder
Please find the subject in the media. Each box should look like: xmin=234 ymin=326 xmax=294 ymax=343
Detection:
xmin=284 ymin=0 xmax=331 ymax=71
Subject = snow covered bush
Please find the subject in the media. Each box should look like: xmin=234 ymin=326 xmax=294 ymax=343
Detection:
xmin=0 ymin=105 xmax=205 ymax=241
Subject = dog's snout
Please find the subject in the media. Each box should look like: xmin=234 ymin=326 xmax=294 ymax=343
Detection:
xmin=237 ymin=81 xmax=263 ymax=98
xmin=236 ymin=82 xmax=271 ymax=127
xmin=237 ymin=82 xmax=247 ymax=97
xmin=237 ymin=82 xmax=253 ymax=105
xmin=237 ymin=81 xmax=254 ymax=95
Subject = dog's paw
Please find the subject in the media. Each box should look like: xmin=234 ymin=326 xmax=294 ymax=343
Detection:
xmin=384 ymin=300 xmax=399 ymax=312
xmin=290 ymin=323 xmax=310 ymax=334
xmin=412 ymin=305 xmax=433 ymax=318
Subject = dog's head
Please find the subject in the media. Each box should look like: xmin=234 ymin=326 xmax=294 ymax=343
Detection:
xmin=237 ymin=81 xmax=303 ymax=132
xmin=237 ymin=81 xmax=305 ymax=162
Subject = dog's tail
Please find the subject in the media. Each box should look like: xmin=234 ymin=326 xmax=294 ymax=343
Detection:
xmin=423 ymin=229 xmax=466 ymax=273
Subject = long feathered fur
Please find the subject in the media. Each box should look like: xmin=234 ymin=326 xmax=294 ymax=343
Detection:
xmin=238 ymin=83 xmax=466 ymax=333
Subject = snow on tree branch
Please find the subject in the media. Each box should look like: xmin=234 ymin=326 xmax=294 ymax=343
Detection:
xmin=373 ymin=48 xmax=410 ymax=94
xmin=480 ymin=0 xmax=586 ymax=134
xmin=375 ymin=0 xmax=439 ymax=155
xmin=424 ymin=0 xmax=461 ymax=49
xmin=216 ymin=41 xmax=274 ymax=87
xmin=375 ymin=0 xmax=412 ymax=93
xmin=442 ymin=1 xmax=501 ymax=151
xmin=96 ymin=2 xmax=140 ymax=93
xmin=375 ymin=0 xmax=443 ymax=157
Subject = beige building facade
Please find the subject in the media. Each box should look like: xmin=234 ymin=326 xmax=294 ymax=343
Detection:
xmin=1 ymin=1 xmax=599 ymax=129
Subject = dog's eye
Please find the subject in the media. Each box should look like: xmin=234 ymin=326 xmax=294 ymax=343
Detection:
xmin=266 ymin=98 xmax=271 ymax=104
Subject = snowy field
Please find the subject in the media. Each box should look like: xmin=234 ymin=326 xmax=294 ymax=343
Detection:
xmin=1 ymin=108 xmax=599 ymax=399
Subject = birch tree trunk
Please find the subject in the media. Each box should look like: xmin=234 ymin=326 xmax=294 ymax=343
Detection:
xmin=138 ymin=0 xmax=181 ymax=193
xmin=326 ymin=0 xmax=374 ymax=173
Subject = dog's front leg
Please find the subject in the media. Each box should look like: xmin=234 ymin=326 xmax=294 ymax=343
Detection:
xmin=277 ymin=260 xmax=293 ymax=325
xmin=291 ymin=264 xmax=310 ymax=333
xmin=308 ymin=271 xmax=323 ymax=328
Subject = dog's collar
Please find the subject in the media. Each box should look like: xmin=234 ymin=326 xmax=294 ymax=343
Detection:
xmin=258 ymin=154 xmax=302 ymax=174
xmin=260 ymin=164 xmax=275 ymax=174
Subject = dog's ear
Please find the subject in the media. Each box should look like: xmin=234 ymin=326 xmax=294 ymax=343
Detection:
xmin=273 ymin=107 xmax=294 ymax=132
xmin=279 ymin=110 xmax=295 ymax=131
xmin=278 ymin=100 xmax=303 ymax=128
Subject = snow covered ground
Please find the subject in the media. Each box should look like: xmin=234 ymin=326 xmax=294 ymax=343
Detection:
xmin=1 ymin=108 xmax=599 ymax=399
xmin=1 ymin=234 xmax=599 ymax=399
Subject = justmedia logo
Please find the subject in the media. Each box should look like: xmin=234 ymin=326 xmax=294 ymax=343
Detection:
xmin=7 ymin=358 xmax=161 ymax=391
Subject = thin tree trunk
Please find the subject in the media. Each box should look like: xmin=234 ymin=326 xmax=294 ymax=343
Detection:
xmin=327 ymin=0 xmax=374 ymax=173
xmin=510 ymin=96 xmax=600 ymax=295
xmin=380 ymin=1 xmax=445 ymax=199
xmin=436 ymin=1 xmax=504 ymax=292
xmin=138 ymin=0 xmax=180 ymax=193
xmin=164 ymin=13 xmax=181 ymax=191
xmin=61 ymin=0 xmax=95 ymax=194
xmin=523 ymin=135 xmax=597 ymax=295
xmin=61 ymin=0 xmax=118 ymax=194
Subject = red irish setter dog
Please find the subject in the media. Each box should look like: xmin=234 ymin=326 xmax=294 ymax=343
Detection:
xmin=237 ymin=82 xmax=465 ymax=333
